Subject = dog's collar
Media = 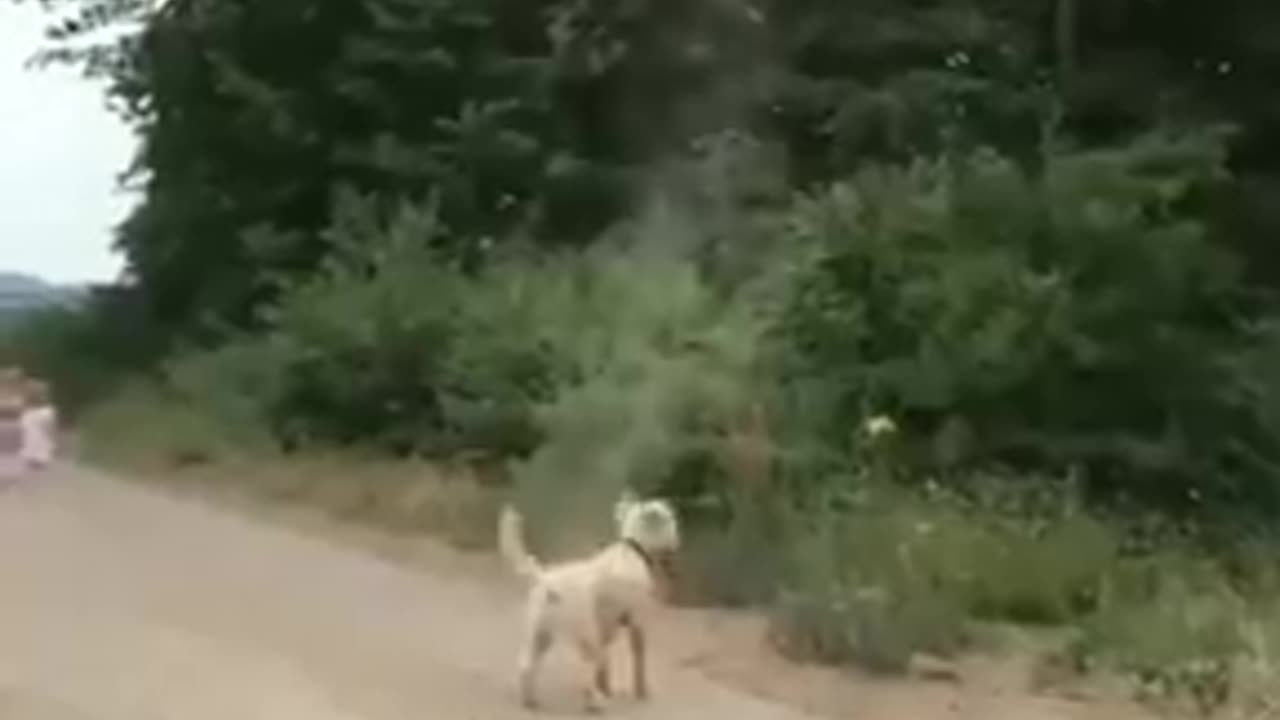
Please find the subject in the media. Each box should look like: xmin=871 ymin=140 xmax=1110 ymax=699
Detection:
xmin=622 ymin=538 xmax=657 ymax=572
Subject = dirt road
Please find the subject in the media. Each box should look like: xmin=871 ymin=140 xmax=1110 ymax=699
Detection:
xmin=0 ymin=466 xmax=814 ymax=720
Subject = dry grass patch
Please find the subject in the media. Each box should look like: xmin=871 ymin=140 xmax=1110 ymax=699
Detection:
xmin=109 ymin=451 xmax=503 ymax=553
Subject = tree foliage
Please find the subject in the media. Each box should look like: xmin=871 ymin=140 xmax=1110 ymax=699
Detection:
xmin=18 ymin=0 xmax=1280 ymax=328
xmin=12 ymin=0 xmax=1280 ymax=515
xmin=776 ymin=131 xmax=1274 ymax=509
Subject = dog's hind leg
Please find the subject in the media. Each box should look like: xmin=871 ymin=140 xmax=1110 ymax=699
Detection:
xmin=576 ymin=636 xmax=607 ymax=714
xmin=518 ymin=624 xmax=553 ymax=709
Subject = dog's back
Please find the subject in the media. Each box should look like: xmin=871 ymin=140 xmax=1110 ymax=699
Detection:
xmin=525 ymin=543 xmax=658 ymax=650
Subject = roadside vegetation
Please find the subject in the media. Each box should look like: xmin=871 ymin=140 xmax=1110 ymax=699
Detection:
xmin=6 ymin=0 xmax=1280 ymax=715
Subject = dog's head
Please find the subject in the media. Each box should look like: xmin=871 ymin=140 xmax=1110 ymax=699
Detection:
xmin=614 ymin=491 xmax=681 ymax=554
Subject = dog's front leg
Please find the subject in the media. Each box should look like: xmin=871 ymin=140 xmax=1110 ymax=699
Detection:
xmin=627 ymin=621 xmax=649 ymax=700
xmin=594 ymin=625 xmax=615 ymax=698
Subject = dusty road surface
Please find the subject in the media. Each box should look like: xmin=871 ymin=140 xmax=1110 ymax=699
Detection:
xmin=0 ymin=466 xmax=814 ymax=720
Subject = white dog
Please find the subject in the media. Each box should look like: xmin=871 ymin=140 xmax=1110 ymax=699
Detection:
xmin=498 ymin=492 xmax=681 ymax=713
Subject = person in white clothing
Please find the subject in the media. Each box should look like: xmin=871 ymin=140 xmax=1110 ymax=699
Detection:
xmin=20 ymin=378 xmax=57 ymax=472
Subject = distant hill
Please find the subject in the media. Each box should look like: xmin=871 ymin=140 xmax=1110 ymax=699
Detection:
xmin=0 ymin=272 xmax=87 ymax=324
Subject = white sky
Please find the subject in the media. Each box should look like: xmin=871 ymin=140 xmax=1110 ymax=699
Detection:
xmin=0 ymin=3 xmax=137 ymax=284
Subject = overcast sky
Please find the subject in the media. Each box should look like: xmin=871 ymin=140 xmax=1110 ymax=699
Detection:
xmin=0 ymin=4 xmax=137 ymax=284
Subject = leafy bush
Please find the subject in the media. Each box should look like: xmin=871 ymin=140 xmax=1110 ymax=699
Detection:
xmin=1068 ymin=549 xmax=1248 ymax=715
xmin=505 ymin=199 xmax=783 ymax=553
xmin=249 ymin=198 xmax=460 ymax=450
xmin=766 ymin=471 xmax=1119 ymax=671
xmin=1235 ymin=604 xmax=1280 ymax=716
xmin=770 ymin=482 xmax=971 ymax=673
xmin=195 ymin=197 xmax=563 ymax=458
xmin=773 ymin=130 xmax=1275 ymax=511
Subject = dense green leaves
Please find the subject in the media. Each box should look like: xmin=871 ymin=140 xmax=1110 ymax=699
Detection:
xmin=775 ymin=131 xmax=1271 ymax=508
xmin=12 ymin=0 xmax=1280 ymax=517
xmin=21 ymin=0 xmax=1280 ymax=323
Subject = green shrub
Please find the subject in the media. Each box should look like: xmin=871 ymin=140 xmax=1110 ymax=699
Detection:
xmin=1235 ymin=603 xmax=1280 ymax=716
xmin=505 ymin=202 xmax=780 ymax=552
xmin=772 ymin=131 xmax=1273 ymax=511
xmin=172 ymin=199 xmax=564 ymax=458
xmin=1070 ymin=552 xmax=1248 ymax=715
xmin=769 ymin=480 xmax=971 ymax=673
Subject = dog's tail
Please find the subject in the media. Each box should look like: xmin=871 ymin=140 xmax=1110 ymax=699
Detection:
xmin=498 ymin=505 xmax=542 ymax=581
